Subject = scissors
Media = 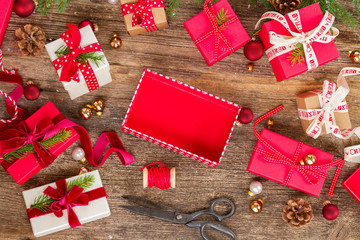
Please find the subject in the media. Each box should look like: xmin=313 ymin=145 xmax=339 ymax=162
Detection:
xmin=121 ymin=195 xmax=237 ymax=240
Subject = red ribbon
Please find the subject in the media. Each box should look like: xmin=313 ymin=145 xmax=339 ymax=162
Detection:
xmin=53 ymin=24 xmax=102 ymax=92
xmin=254 ymin=105 xmax=344 ymax=198
xmin=121 ymin=0 xmax=164 ymax=32
xmin=27 ymin=178 xmax=107 ymax=228
xmin=194 ymin=0 xmax=238 ymax=62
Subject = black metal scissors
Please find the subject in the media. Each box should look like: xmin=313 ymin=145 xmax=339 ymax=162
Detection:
xmin=121 ymin=195 xmax=237 ymax=240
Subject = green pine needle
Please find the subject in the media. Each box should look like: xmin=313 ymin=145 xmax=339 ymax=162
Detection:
xmin=35 ymin=0 xmax=73 ymax=15
xmin=55 ymin=45 xmax=105 ymax=68
xmin=2 ymin=129 xmax=72 ymax=162
xmin=167 ymin=0 xmax=181 ymax=17
xmin=287 ymin=43 xmax=305 ymax=66
xmin=30 ymin=174 xmax=95 ymax=212
xmin=216 ymin=8 xmax=231 ymax=31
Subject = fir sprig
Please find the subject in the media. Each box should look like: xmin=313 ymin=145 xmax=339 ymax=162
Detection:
xmin=55 ymin=45 xmax=105 ymax=68
xmin=2 ymin=129 xmax=72 ymax=162
xmin=35 ymin=0 xmax=73 ymax=15
xmin=30 ymin=174 xmax=95 ymax=212
xmin=287 ymin=43 xmax=305 ymax=66
xmin=216 ymin=8 xmax=231 ymax=31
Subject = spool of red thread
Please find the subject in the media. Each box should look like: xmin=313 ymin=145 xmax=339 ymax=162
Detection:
xmin=141 ymin=162 xmax=176 ymax=189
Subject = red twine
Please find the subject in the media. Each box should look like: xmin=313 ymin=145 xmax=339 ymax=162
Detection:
xmin=140 ymin=162 xmax=171 ymax=190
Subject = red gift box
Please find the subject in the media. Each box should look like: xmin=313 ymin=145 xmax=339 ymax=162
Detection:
xmin=258 ymin=3 xmax=339 ymax=81
xmin=0 ymin=102 xmax=79 ymax=185
xmin=342 ymin=167 xmax=360 ymax=204
xmin=0 ymin=0 xmax=13 ymax=47
xmin=184 ymin=0 xmax=250 ymax=66
xmin=121 ymin=69 xmax=241 ymax=167
xmin=247 ymin=106 xmax=344 ymax=197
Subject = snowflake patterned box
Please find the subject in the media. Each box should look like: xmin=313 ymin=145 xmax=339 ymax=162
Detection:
xmin=121 ymin=69 xmax=241 ymax=167
xmin=120 ymin=0 xmax=168 ymax=36
xmin=0 ymin=101 xmax=79 ymax=185
xmin=45 ymin=25 xmax=112 ymax=99
xmin=257 ymin=3 xmax=339 ymax=81
xmin=23 ymin=170 xmax=110 ymax=237
xmin=184 ymin=0 xmax=250 ymax=66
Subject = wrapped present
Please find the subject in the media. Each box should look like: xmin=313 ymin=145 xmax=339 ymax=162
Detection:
xmin=342 ymin=167 xmax=360 ymax=204
xmin=23 ymin=170 xmax=110 ymax=237
xmin=121 ymin=69 xmax=241 ymax=167
xmin=247 ymin=105 xmax=344 ymax=197
xmin=120 ymin=0 xmax=168 ymax=36
xmin=0 ymin=0 xmax=13 ymax=47
xmin=0 ymin=101 xmax=134 ymax=185
xmin=45 ymin=24 xmax=112 ymax=100
xmin=184 ymin=0 xmax=250 ymax=66
xmin=255 ymin=3 xmax=339 ymax=81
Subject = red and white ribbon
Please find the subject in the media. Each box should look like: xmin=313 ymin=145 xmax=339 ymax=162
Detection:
xmin=255 ymin=10 xmax=339 ymax=71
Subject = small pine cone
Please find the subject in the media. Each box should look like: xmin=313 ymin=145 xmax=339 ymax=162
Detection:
xmin=269 ymin=0 xmax=302 ymax=15
xmin=282 ymin=198 xmax=313 ymax=228
xmin=14 ymin=24 xmax=46 ymax=57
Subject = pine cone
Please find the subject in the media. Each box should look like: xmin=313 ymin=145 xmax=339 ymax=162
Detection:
xmin=14 ymin=24 xmax=46 ymax=56
xmin=282 ymin=198 xmax=313 ymax=228
xmin=269 ymin=0 xmax=302 ymax=15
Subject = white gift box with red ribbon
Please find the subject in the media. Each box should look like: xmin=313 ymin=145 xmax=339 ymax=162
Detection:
xmin=45 ymin=25 xmax=112 ymax=100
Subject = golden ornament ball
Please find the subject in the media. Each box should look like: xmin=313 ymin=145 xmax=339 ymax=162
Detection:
xmin=93 ymin=100 xmax=105 ymax=114
xmin=349 ymin=50 xmax=360 ymax=64
xmin=246 ymin=63 xmax=254 ymax=72
xmin=250 ymin=199 xmax=263 ymax=214
xmin=78 ymin=167 xmax=90 ymax=175
xmin=304 ymin=153 xmax=316 ymax=165
xmin=299 ymin=159 xmax=305 ymax=165
xmin=248 ymin=190 xmax=255 ymax=197
xmin=80 ymin=107 xmax=92 ymax=120
xmin=266 ymin=118 xmax=274 ymax=129
xmin=110 ymin=34 xmax=122 ymax=49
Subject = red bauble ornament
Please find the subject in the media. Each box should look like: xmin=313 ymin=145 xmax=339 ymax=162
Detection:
xmin=244 ymin=40 xmax=264 ymax=61
xmin=322 ymin=202 xmax=339 ymax=220
xmin=24 ymin=81 xmax=40 ymax=101
xmin=13 ymin=0 xmax=35 ymax=18
xmin=237 ymin=107 xmax=253 ymax=124
xmin=78 ymin=20 xmax=98 ymax=32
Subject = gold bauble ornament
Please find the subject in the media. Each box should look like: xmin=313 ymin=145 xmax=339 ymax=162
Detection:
xmin=246 ymin=63 xmax=254 ymax=72
xmin=266 ymin=118 xmax=274 ymax=129
xmin=80 ymin=107 xmax=92 ymax=120
xmin=348 ymin=50 xmax=360 ymax=63
xmin=304 ymin=153 xmax=316 ymax=165
xmin=248 ymin=190 xmax=255 ymax=197
xmin=299 ymin=159 xmax=305 ymax=165
xmin=110 ymin=34 xmax=122 ymax=49
xmin=92 ymin=100 xmax=105 ymax=116
xmin=78 ymin=167 xmax=90 ymax=175
xmin=250 ymin=199 xmax=263 ymax=214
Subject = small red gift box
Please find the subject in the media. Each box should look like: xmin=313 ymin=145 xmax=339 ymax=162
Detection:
xmin=184 ymin=0 xmax=250 ymax=66
xmin=247 ymin=106 xmax=344 ymax=197
xmin=0 ymin=102 xmax=79 ymax=185
xmin=0 ymin=0 xmax=14 ymax=47
xmin=258 ymin=3 xmax=339 ymax=81
xmin=342 ymin=167 xmax=360 ymax=204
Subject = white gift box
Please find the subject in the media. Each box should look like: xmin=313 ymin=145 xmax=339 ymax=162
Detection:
xmin=45 ymin=25 xmax=112 ymax=100
xmin=23 ymin=170 xmax=111 ymax=237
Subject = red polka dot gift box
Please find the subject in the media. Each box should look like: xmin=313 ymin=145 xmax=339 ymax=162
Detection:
xmin=45 ymin=24 xmax=112 ymax=100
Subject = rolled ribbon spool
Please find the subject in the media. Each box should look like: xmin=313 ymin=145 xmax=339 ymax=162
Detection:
xmin=141 ymin=162 xmax=175 ymax=189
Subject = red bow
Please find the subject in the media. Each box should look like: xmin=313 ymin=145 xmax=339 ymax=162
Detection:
xmin=43 ymin=179 xmax=89 ymax=228
xmin=53 ymin=24 xmax=102 ymax=92
xmin=0 ymin=118 xmax=56 ymax=168
xmin=194 ymin=0 xmax=238 ymax=62
xmin=121 ymin=0 xmax=164 ymax=31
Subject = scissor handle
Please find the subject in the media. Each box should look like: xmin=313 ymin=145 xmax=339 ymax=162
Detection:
xmin=186 ymin=220 xmax=237 ymax=240
xmin=188 ymin=198 xmax=235 ymax=222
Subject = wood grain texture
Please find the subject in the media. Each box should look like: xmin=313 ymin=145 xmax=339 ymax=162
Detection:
xmin=0 ymin=0 xmax=360 ymax=239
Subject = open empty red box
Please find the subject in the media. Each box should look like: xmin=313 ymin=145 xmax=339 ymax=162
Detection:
xmin=121 ymin=69 xmax=241 ymax=167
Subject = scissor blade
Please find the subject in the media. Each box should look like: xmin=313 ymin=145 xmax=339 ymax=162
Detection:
xmin=122 ymin=195 xmax=176 ymax=211
xmin=120 ymin=205 xmax=178 ymax=223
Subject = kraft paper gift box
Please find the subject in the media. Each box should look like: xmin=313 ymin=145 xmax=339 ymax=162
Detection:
xmin=184 ymin=0 xmax=250 ymax=66
xmin=45 ymin=25 xmax=112 ymax=100
xmin=120 ymin=0 xmax=168 ymax=36
xmin=23 ymin=170 xmax=110 ymax=237
xmin=0 ymin=101 xmax=79 ymax=185
xmin=342 ymin=167 xmax=360 ymax=204
xmin=121 ymin=68 xmax=241 ymax=167
xmin=296 ymin=90 xmax=351 ymax=137
xmin=258 ymin=3 xmax=339 ymax=81
xmin=0 ymin=0 xmax=13 ymax=47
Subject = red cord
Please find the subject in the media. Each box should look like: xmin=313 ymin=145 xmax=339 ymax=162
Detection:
xmin=140 ymin=162 xmax=171 ymax=190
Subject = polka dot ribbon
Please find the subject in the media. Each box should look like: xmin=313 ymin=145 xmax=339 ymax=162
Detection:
xmin=254 ymin=105 xmax=344 ymax=198
xmin=52 ymin=24 xmax=102 ymax=92
xmin=121 ymin=0 xmax=164 ymax=32
xmin=194 ymin=0 xmax=238 ymax=62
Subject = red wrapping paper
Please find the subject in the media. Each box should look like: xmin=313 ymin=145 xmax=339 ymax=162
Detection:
xmin=0 ymin=0 xmax=14 ymax=48
xmin=247 ymin=128 xmax=334 ymax=196
xmin=184 ymin=0 xmax=250 ymax=66
xmin=342 ymin=167 xmax=360 ymax=204
xmin=0 ymin=102 xmax=79 ymax=185
xmin=259 ymin=3 xmax=339 ymax=81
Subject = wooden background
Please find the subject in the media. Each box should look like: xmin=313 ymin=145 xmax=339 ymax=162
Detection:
xmin=1 ymin=0 xmax=360 ymax=239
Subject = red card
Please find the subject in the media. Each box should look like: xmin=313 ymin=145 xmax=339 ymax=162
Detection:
xmin=342 ymin=167 xmax=360 ymax=204
xmin=121 ymin=69 xmax=241 ymax=167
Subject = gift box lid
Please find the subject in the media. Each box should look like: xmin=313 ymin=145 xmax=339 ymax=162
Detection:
xmin=121 ymin=68 xmax=241 ymax=167
xmin=342 ymin=167 xmax=360 ymax=204
xmin=0 ymin=0 xmax=13 ymax=47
